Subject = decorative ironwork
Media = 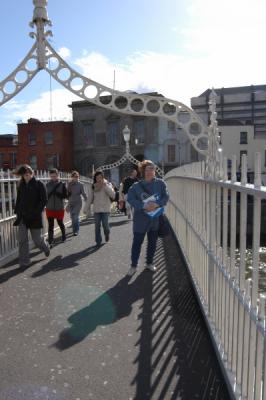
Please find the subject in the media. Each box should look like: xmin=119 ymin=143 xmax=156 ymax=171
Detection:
xmin=0 ymin=0 xmax=219 ymax=165
xmin=96 ymin=126 xmax=164 ymax=177
xmin=205 ymin=89 xmax=222 ymax=179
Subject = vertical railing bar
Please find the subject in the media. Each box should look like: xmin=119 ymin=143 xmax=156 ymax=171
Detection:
xmin=253 ymin=295 xmax=265 ymax=400
xmin=241 ymin=280 xmax=251 ymax=398
xmin=251 ymin=153 xmax=262 ymax=308
xmin=239 ymin=155 xmax=248 ymax=291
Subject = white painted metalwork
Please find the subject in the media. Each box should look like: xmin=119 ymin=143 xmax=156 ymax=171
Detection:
xmin=164 ymin=153 xmax=266 ymax=399
xmin=96 ymin=125 xmax=164 ymax=177
xmin=0 ymin=170 xmax=92 ymax=267
xmin=1 ymin=2 xmax=262 ymax=399
xmin=0 ymin=1 xmax=210 ymax=159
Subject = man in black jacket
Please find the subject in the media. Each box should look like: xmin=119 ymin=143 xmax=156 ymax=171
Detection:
xmin=122 ymin=168 xmax=138 ymax=219
xmin=14 ymin=164 xmax=50 ymax=268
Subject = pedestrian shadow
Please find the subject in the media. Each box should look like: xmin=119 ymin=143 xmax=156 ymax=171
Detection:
xmin=109 ymin=220 xmax=130 ymax=227
xmin=1 ymin=250 xmax=43 ymax=269
xmin=0 ymin=260 xmax=40 ymax=284
xmin=31 ymin=245 xmax=103 ymax=278
xmin=52 ymin=271 xmax=152 ymax=351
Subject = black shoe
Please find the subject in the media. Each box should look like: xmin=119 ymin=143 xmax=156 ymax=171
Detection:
xmin=62 ymin=235 xmax=66 ymax=242
xmin=73 ymin=232 xmax=78 ymax=236
xmin=105 ymin=233 xmax=109 ymax=242
xmin=44 ymin=247 xmax=50 ymax=257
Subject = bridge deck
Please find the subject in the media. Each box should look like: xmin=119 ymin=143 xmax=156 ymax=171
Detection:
xmin=0 ymin=215 xmax=230 ymax=400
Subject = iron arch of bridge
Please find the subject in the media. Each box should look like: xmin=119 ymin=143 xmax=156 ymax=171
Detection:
xmin=0 ymin=1 xmax=220 ymax=177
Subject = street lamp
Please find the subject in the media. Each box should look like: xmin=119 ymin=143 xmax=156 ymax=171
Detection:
xmin=123 ymin=125 xmax=130 ymax=154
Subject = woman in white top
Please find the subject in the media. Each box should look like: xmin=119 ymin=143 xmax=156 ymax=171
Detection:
xmin=92 ymin=171 xmax=115 ymax=247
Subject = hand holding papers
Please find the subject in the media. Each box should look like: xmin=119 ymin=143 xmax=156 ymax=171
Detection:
xmin=143 ymin=193 xmax=163 ymax=218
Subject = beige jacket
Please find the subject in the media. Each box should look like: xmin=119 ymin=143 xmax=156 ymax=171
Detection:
xmin=92 ymin=180 xmax=115 ymax=213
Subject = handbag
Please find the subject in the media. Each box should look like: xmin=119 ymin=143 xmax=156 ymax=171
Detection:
xmin=158 ymin=214 xmax=170 ymax=238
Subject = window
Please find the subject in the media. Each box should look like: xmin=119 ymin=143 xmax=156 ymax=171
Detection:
xmin=218 ymin=132 xmax=222 ymax=144
xmin=108 ymin=120 xmax=119 ymax=146
xmin=96 ymin=132 xmax=106 ymax=147
xmin=240 ymin=131 xmax=248 ymax=144
xmin=46 ymin=154 xmax=58 ymax=169
xmin=134 ymin=120 xmax=145 ymax=144
xmin=44 ymin=131 xmax=53 ymax=145
xmin=150 ymin=119 xmax=158 ymax=143
xmin=82 ymin=122 xmax=94 ymax=147
xmin=0 ymin=153 xmax=3 ymax=168
xmin=168 ymin=121 xmax=175 ymax=132
xmin=167 ymin=145 xmax=176 ymax=163
xmin=28 ymin=132 xmax=36 ymax=145
xmin=29 ymin=155 xmax=37 ymax=170
xmin=264 ymin=150 xmax=266 ymax=166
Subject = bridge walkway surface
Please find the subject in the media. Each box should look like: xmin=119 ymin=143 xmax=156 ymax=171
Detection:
xmin=0 ymin=214 xmax=230 ymax=400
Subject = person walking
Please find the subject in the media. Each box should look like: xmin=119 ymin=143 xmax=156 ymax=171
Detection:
xmin=92 ymin=171 xmax=115 ymax=247
xmin=46 ymin=168 xmax=68 ymax=246
xmin=118 ymin=177 xmax=127 ymax=215
xmin=122 ymin=168 xmax=138 ymax=219
xmin=127 ymin=160 xmax=169 ymax=276
xmin=13 ymin=164 xmax=50 ymax=269
xmin=67 ymin=171 xmax=87 ymax=236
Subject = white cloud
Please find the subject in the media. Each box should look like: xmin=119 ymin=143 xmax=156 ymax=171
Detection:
xmin=4 ymin=89 xmax=80 ymax=130
xmin=2 ymin=0 xmax=266 ymax=133
xmin=57 ymin=47 xmax=71 ymax=59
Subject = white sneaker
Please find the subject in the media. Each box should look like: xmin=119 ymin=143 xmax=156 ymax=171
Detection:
xmin=146 ymin=264 xmax=156 ymax=272
xmin=127 ymin=267 xmax=137 ymax=276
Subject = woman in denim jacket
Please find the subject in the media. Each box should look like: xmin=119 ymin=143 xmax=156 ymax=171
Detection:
xmin=127 ymin=160 xmax=169 ymax=276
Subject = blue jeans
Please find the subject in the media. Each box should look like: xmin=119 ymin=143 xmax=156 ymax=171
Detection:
xmin=70 ymin=211 xmax=80 ymax=234
xmin=131 ymin=230 xmax=158 ymax=267
xmin=94 ymin=212 xmax=110 ymax=245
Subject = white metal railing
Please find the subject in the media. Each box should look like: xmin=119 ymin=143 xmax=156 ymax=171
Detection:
xmin=164 ymin=154 xmax=266 ymax=400
xmin=0 ymin=170 xmax=92 ymax=266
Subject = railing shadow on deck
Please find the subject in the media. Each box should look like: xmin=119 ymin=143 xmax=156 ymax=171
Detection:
xmin=133 ymin=236 xmax=231 ymax=400
xmin=49 ymin=231 xmax=231 ymax=399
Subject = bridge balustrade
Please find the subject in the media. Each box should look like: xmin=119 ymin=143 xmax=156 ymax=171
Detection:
xmin=164 ymin=155 xmax=266 ymax=400
xmin=0 ymin=169 xmax=92 ymax=267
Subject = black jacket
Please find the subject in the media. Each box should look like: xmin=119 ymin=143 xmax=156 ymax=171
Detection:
xmin=14 ymin=177 xmax=47 ymax=228
xmin=122 ymin=177 xmax=139 ymax=195
xmin=46 ymin=180 xmax=68 ymax=211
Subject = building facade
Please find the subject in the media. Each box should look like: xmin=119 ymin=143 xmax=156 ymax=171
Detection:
xmin=17 ymin=119 xmax=73 ymax=171
xmin=70 ymin=93 xmax=197 ymax=183
xmin=191 ymin=85 xmax=266 ymax=180
xmin=191 ymin=84 xmax=266 ymax=137
xmin=0 ymin=134 xmax=18 ymax=170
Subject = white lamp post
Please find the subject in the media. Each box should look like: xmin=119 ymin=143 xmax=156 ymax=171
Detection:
xmin=123 ymin=125 xmax=131 ymax=155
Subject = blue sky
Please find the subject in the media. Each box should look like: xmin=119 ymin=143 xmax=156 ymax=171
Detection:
xmin=0 ymin=0 xmax=266 ymax=134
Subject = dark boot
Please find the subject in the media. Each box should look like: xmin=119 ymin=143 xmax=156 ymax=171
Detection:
xmin=48 ymin=230 xmax=54 ymax=245
xmin=61 ymin=225 xmax=66 ymax=242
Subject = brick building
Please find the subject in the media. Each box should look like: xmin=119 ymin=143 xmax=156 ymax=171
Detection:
xmin=17 ymin=119 xmax=73 ymax=171
xmin=0 ymin=134 xmax=18 ymax=170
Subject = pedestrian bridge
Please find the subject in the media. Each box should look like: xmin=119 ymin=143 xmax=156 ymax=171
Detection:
xmin=0 ymin=213 xmax=230 ymax=400
xmin=1 ymin=159 xmax=266 ymax=400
